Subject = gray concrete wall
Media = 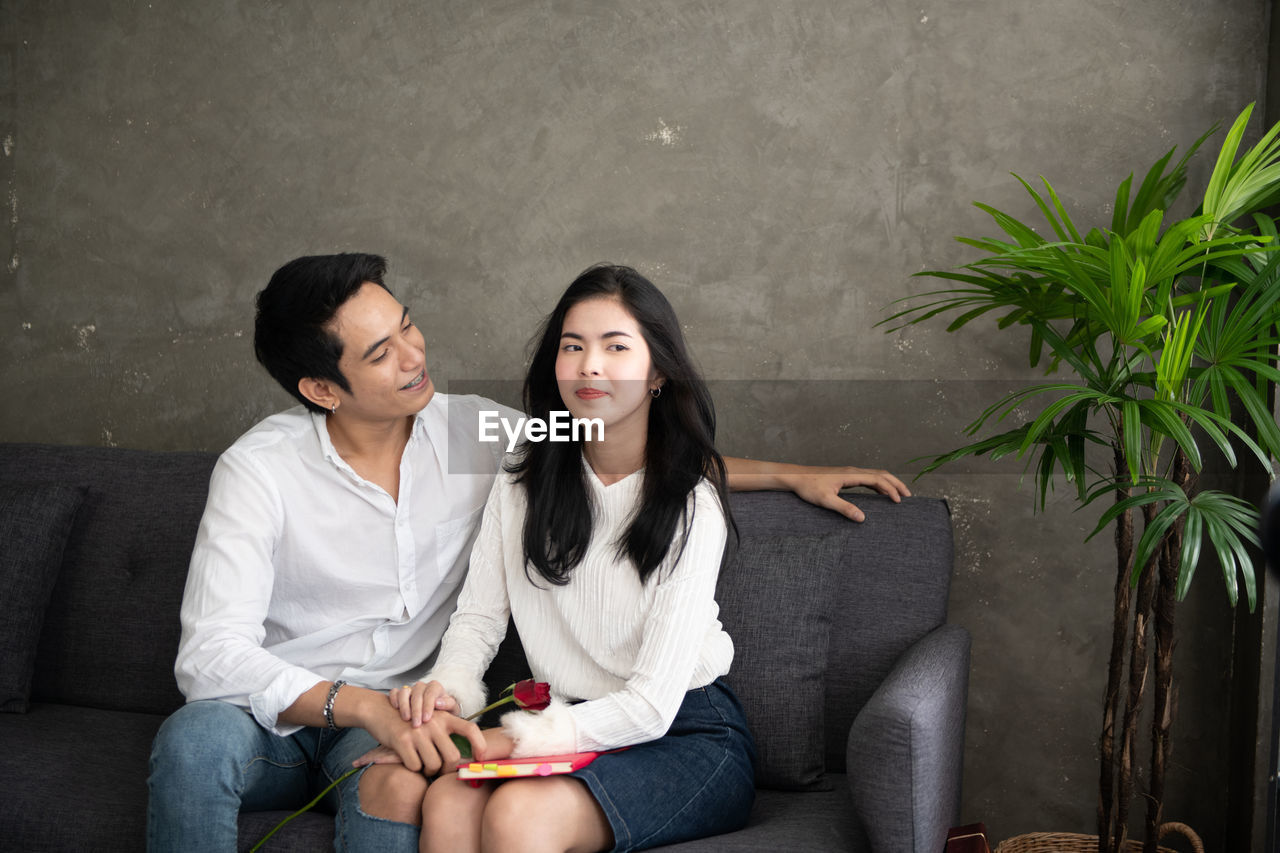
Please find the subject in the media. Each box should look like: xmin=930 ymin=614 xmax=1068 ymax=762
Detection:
xmin=1 ymin=0 xmax=1270 ymax=845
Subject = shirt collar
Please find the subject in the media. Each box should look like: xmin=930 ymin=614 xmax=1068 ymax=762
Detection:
xmin=309 ymin=400 xmax=440 ymax=472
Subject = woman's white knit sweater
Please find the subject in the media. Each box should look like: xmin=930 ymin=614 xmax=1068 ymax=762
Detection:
xmin=426 ymin=459 xmax=732 ymax=757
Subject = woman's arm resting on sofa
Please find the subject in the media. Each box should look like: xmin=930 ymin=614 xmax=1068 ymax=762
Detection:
xmin=722 ymin=457 xmax=911 ymax=522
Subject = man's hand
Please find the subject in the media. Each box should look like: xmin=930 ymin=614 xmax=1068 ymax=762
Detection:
xmin=722 ymin=457 xmax=912 ymax=522
xmin=358 ymin=694 xmax=487 ymax=775
xmin=354 ymin=724 xmax=513 ymax=770
xmin=308 ymin=684 xmax=483 ymax=776
xmin=783 ymin=465 xmax=911 ymax=522
xmin=281 ymin=681 xmax=484 ymax=775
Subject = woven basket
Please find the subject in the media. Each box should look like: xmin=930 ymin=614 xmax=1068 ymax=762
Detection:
xmin=994 ymin=822 xmax=1203 ymax=853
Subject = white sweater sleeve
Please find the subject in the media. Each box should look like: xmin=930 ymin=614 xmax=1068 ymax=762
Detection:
xmin=424 ymin=472 xmax=514 ymax=718
xmin=502 ymin=483 xmax=729 ymax=755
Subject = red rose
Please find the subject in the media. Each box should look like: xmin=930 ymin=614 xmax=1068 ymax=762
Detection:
xmin=512 ymin=678 xmax=552 ymax=711
xmin=463 ymin=678 xmax=553 ymax=722
xmin=453 ymin=678 xmax=553 ymax=759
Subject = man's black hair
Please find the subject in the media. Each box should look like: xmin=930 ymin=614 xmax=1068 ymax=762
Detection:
xmin=254 ymin=253 xmax=389 ymax=414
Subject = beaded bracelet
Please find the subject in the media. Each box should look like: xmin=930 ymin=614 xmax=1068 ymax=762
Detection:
xmin=324 ymin=679 xmax=347 ymax=730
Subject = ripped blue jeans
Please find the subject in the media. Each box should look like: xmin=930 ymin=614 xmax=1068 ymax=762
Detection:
xmin=146 ymin=700 xmax=418 ymax=852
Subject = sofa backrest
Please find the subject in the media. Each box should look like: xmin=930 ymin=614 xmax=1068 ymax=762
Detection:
xmin=722 ymin=491 xmax=954 ymax=775
xmin=0 ymin=443 xmax=216 ymax=716
xmin=0 ymin=443 xmax=955 ymax=778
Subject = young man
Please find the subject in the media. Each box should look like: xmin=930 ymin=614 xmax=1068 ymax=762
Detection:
xmin=146 ymin=253 xmax=908 ymax=852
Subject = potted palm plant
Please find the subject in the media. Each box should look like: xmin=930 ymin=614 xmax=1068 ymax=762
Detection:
xmin=883 ymin=103 xmax=1280 ymax=853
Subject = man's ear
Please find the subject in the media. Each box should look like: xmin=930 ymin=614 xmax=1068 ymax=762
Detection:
xmin=298 ymin=377 xmax=340 ymax=412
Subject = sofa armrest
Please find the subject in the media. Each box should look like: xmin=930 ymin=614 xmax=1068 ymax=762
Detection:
xmin=845 ymin=623 xmax=971 ymax=853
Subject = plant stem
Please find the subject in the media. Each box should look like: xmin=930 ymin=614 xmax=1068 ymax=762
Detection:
xmin=1098 ymin=445 xmax=1135 ymax=853
xmin=466 ymin=693 xmax=514 ymax=721
xmin=1113 ymin=500 xmax=1160 ymax=852
xmin=250 ymin=766 xmax=360 ymax=852
xmin=1144 ymin=451 xmax=1191 ymax=853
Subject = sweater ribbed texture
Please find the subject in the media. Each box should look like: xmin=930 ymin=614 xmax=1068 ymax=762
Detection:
xmin=428 ymin=458 xmax=732 ymax=754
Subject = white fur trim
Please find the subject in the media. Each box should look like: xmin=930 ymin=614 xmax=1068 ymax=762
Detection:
xmin=422 ymin=665 xmax=487 ymax=719
xmin=502 ymin=697 xmax=578 ymax=757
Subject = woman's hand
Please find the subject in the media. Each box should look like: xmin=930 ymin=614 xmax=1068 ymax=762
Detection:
xmin=477 ymin=727 xmax=515 ymax=762
xmin=352 ymin=743 xmax=402 ymax=768
xmin=389 ymin=680 xmax=461 ymax=727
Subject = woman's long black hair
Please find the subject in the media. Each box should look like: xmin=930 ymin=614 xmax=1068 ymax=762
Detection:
xmin=508 ymin=264 xmax=733 ymax=586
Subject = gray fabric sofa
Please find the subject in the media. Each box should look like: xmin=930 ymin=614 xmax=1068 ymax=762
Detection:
xmin=0 ymin=441 xmax=969 ymax=852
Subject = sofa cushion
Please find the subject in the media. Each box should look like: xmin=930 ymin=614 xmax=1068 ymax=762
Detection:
xmin=0 ymin=702 xmax=164 ymax=848
xmin=0 ymin=482 xmax=86 ymax=712
xmin=3 ymin=445 xmax=217 ymax=715
xmin=717 ymin=533 xmax=842 ymax=791
xmin=651 ymin=781 xmax=867 ymax=852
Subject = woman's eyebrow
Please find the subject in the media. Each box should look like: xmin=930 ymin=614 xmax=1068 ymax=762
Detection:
xmin=559 ymin=330 xmax=632 ymax=340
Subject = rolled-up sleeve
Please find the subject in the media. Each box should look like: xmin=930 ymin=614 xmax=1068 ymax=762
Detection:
xmin=175 ymin=449 xmax=323 ymax=735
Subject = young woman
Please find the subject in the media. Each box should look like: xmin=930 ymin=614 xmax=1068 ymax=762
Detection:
xmin=363 ymin=264 xmax=757 ymax=853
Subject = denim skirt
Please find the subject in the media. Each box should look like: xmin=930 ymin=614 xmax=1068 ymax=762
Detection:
xmin=570 ymin=679 xmax=757 ymax=852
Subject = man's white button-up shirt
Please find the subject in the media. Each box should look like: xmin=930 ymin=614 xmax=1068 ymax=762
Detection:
xmin=175 ymin=393 xmax=520 ymax=735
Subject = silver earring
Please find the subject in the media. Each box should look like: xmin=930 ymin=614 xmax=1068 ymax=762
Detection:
xmin=650 ymin=386 xmax=662 ymax=398
xmin=330 ymin=403 xmax=338 ymax=414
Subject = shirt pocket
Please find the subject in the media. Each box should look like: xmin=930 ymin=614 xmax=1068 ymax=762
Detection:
xmin=435 ymin=505 xmax=484 ymax=584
